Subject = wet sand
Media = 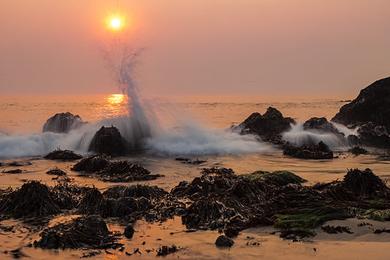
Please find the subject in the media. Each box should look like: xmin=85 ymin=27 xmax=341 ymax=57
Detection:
xmin=1 ymin=152 xmax=390 ymax=259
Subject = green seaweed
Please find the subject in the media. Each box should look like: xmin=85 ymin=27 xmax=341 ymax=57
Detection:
xmin=274 ymin=207 xmax=350 ymax=231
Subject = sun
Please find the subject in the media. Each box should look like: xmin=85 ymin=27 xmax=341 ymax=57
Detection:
xmin=106 ymin=15 xmax=125 ymax=31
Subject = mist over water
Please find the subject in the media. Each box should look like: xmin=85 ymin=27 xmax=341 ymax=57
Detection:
xmin=0 ymin=43 xmax=271 ymax=158
xmin=282 ymin=122 xmax=357 ymax=150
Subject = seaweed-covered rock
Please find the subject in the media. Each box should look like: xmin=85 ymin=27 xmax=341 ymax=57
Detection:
xmin=0 ymin=181 xmax=60 ymax=218
xmin=283 ymin=141 xmax=333 ymax=160
xmin=332 ymin=77 xmax=390 ymax=129
xmin=43 ymin=112 xmax=85 ymax=133
xmin=237 ymin=107 xmax=295 ymax=143
xmin=321 ymin=225 xmax=352 ymax=234
xmin=103 ymin=185 xmax=167 ymax=199
xmin=2 ymin=169 xmax=23 ymax=174
xmin=34 ymin=215 xmax=119 ymax=249
xmin=44 ymin=150 xmax=82 ymax=161
xmin=156 ymin=245 xmax=178 ymax=256
xmin=97 ymin=161 xmax=161 ymax=183
xmin=71 ymin=155 xmax=110 ymax=172
xmin=348 ymin=146 xmax=368 ymax=156
xmin=303 ymin=117 xmax=343 ymax=135
xmin=73 ymin=157 xmax=162 ymax=183
xmin=46 ymin=168 xmax=67 ymax=176
xmin=88 ymin=126 xmax=129 ymax=156
xmin=357 ymin=122 xmax=390 ymax=148
xmin=342 ymin=168 xmax=389 ymax=198
xmin=215 ymin=235 xmax=234 ymax=248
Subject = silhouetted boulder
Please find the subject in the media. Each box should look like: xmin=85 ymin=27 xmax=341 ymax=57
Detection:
xmin=43 ymin=112 xmax=85 ymax=133
xmin=357 ymin=122 xmax=390 ymax=148
xmin=283 ymin=141 xmax=333 ymax=160
xmin=332 ymin=77 xmax=390 ymax=129
xmin=303 ymin=117 xmax=343 ymax=135
xmin=88 ymin=126 xmax=129 ymax=156
xmin=44 ymin=149 xmax=82 ymax=161
xmin=237 ymin=107 xmax=295 ymax=143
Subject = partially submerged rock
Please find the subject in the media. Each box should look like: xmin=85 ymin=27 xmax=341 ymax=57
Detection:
xmin=348 ymin=146 xmax=368 ymax=156
xmin=34 ymin=215 xmax=119 ymax=249
xmin=156 ymin=245 xmax=178 ymax=256
xmin=0 ymin=181 xmax=60 ymax=218
xmin=283 ymin=141 xmax=333 ymax=160
xmin=236 ymin=107 xmax=295 ymax=143
xmin=71 ymin=155 xmax=110 ymax=172
xmin=44 ymin=150 xmax=82 ymax=161
xmin=88 ymin=126 xmax=129 ymax=156
xmin=46 ymin=168 xmax=67 ymax=176
xmin=43 ymin=112 xmax=85 ymax=133
xmin=303 ymin=117 xmax=343 ymax=135
xmin=73 ymin=158 xmax=162 ymax=183
xmin=332 ymin=77 xmax=390 ymax=129
xmin=124 ymin=225 xmax=135 ymax=239
xmin=2 ymin=169 xmax=23 ymax=174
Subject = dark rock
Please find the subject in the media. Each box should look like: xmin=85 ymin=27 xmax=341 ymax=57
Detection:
xmin=71 ymin=155 xmax=110 ymax=172
xmin=373 ymin=228 xmax=390 ymax=234
xmin=0 ymin=181 xmax=60 ymax=218
xmin=357 ymin=122 xmax=390 ymax=148
xmin=342 ymin=168 xmax=389 ymax=198
xmin=303 ymin=117 xmax=343 ymax=135
xmin=103 ymin=185 xmax=167 ymax=199
xmin=46 ymin=168 xmax=67 ymax=176
xmin=124 ymin=225 xmax=135 ymax=239
xmin=88 ymin=126 xmax=129 ymax=156
xmin=74 ymin=158 xmax=162 ymax=183
xmin=175 ymin=157 xmax=207 ymax=165
xmin=215 ymin=235 xmax=234 ymax=248
xmin=348 ymin=146 xmax=368 ymax=156
xmin=2 ymin=169 xmax=23 ymax=174
xmin=321 ymin=225 xmax=353 ymax=234
xmin=97 ymin=161 xmax=161 ymax=183
xmin=332 ymin=77 xmax=390 ymax=129
xmin=156 ymin=245 xmax=178 ymax=256
xmin=347 ymin=135 xmax=360 ymax=146
xmin=43 ymin=112 xmax=85 ymax=133
xmin=283 ymin=141 xmax=333 ymax=159
xmin=44 ymin=150 xmax=82 ymax=161
xmin=236 ymin=107 xmax=295 ymax=143
xmin=34 ymin=215 xmax=119 ymax=249
xmin=7 ymin=161 xmax=32 ymax=167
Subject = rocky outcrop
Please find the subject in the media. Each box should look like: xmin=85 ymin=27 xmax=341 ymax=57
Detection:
xmin=357 ymin=122 xmax=390 ymax=148
xmin=43 ymin=112 xmax=85 ymax=133
xmin=237 ymin=107 xmax=295 ymax=143
xmin=332 ymin=77 xmax=390 ymax=129
xmin=88 ymin=126 xmax=129 ymax=156
xmin=283 ymin=141 xmax=334 ymax=160
xmin=303 ymin=117 xmax=343 ymax=135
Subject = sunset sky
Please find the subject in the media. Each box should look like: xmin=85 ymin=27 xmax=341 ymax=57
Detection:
xmin=1 ymin=0 xmax=389 ymax=100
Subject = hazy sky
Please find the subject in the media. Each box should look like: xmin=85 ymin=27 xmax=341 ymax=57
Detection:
xmin=1 ymin=0 xmax=389 ymax=100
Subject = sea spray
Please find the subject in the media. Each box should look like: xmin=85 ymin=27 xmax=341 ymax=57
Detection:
xmin=102 ymin=44 xmax=153 ymax=150
xmin=282 ymin=123 xmax=349 ymax=150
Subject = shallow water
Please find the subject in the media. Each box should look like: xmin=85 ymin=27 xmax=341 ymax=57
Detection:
xmin=1 ymin=95 xmax=390 ymax=259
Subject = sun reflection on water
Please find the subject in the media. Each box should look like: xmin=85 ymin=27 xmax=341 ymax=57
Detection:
xmin=107 ymin=94 xmax=126 ymax=105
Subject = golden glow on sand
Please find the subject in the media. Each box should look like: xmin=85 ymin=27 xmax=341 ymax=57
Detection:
xmin=107 ymin=94 xmax=125 ymax=105
xmin=106 ymin=14 xmax=125 ymax=31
